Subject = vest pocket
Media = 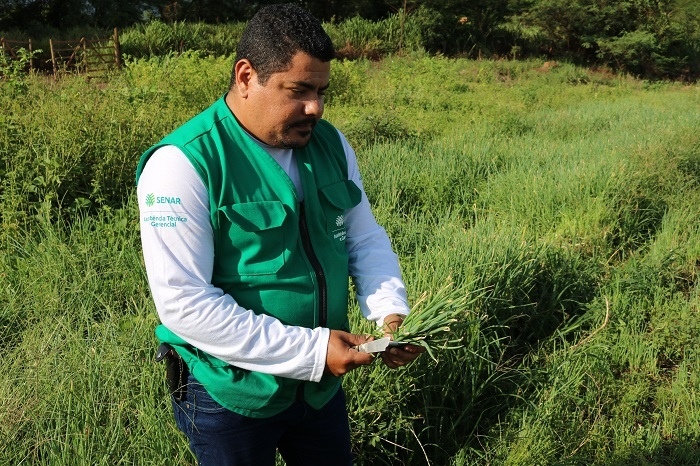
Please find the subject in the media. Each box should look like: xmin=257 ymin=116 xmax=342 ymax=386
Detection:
xmin=217 ymin=201 xmax=287 ymax=275
xmin=318 ymin=180 xmax=362 ymax=249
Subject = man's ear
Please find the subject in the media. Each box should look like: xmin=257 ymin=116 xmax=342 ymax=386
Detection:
xmin=232 ymin=59 xmax=256 ymax=97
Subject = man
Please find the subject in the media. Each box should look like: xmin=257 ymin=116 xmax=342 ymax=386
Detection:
xmin=136 ymin=4 xmax=422 ymax=465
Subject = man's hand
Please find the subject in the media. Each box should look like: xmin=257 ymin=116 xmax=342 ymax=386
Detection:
xmin=380 ymin=313 xmax=425 ymax=369
xmin=325 ymin=330 xmax=375 ymax=377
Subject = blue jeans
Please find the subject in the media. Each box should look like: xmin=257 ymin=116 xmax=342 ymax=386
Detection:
xmin=172 ymin=374 xmax=353 ymax=466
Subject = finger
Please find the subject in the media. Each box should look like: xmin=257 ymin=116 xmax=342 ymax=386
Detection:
xmin=354 ymin=351 xmax=376 ymax=366
xmin=385 ymin=348 xmax=420 ymax=366
xmin=347 ymin=333 xmax=371 ymax=347
xmin=380 ymin=353 xmax=402 ymax=369
xmin=389 ymin=346 xmax=424 ymax=359
xmin=388 ymin=344 xmax=425 ymax=354
xmin=386 ymin=347 xmax=413 ymax=358
xmin=404 ymin=344 xmax=426 ymax=353
xmin=341 ymin=332 xmax=373 ymax=350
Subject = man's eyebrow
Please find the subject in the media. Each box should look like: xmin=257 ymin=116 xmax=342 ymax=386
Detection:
xmin=290 ymin=80 xmax=330 ymax=91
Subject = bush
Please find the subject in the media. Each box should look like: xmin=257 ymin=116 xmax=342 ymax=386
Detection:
xmin=325 ymin=11 xmax=426 ymax=59
xmin=0 ymin=52 xmax=231 ymax=241
xmin=0 ymin=47 xmax=37 ymax=95
xmin=597 ymin=22 xmax=698 ymax=79
xmin=119 ymin=20 xmax=245 ymax=58
xmin=504 ymin=0 xmax=700 ymax=79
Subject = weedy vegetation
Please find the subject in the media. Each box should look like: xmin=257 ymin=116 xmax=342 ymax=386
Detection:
xmin=1 ymin=45 xmax=699 ymax=465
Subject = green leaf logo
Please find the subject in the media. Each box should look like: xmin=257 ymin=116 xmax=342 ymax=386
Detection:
xmin=145 ymin=193 xmax=155 ymax=207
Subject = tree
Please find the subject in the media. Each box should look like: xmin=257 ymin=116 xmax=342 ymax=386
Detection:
xmin=505 ymin=0 xmax=700 ymax=78
xmin=0 ymin=0 xmax=178 ymax=31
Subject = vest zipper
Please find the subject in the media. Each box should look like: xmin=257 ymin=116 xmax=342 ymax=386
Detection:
xmin=298 ymin=202 xmax=328 ymax=327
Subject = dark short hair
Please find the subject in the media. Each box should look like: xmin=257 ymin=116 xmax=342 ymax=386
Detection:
xmin=230 ymin=3 xmax=335 ymax=87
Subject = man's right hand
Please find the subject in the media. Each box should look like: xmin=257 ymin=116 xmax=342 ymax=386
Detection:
xmin=324 ymin=330 xmax=375 ymax=377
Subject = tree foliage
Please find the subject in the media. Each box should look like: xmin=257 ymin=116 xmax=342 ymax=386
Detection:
xmin=504 ymin=0 xmax=700 ymax=78
xmin=0 ymin=0 xmax=698 ymax=79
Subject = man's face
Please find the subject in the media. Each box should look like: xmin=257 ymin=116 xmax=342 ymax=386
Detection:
xmin=237 ymin=52 xmax=330 ymax=149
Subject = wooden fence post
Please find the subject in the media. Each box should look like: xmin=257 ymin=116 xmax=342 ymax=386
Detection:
xmin=81 ymin=37 xmax=87 ymax=73
xmin=28 ymin=38 xmax=34 ymax=71
xmin=50 ymin=38 xmax=57 ymax=78
xmin=113 ymin=27 xmax=122 ymax=69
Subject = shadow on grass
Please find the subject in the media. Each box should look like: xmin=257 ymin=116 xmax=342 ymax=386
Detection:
xmin=592 ymin=438 xmax=700 ymax=466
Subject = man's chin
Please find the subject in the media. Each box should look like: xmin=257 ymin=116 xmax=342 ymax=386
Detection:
xmin=281 ymin=132 xmax=312 ymax=149
xmin=282 ymin=142 xmax=310 ymax=150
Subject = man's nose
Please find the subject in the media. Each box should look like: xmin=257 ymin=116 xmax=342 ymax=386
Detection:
xmin=304 ymin=96 xmax=323 ymax=118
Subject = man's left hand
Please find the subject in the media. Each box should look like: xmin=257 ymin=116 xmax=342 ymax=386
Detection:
xmin=379 ymin=313 xmax=425 ymax=369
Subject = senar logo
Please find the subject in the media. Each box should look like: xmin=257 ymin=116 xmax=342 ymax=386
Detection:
xmin=144 ymin=193 xmax=182 ymax=208
xmin=157 ymin=196 xmax=182 ymax=205
xmin=332 ymin=215 xmax=346 ymax=242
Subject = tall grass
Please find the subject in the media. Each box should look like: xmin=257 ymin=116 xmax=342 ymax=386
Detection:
xmin=1 ymin=53 xmax=699 ymax=465
xmin=116 ymin=11 xmax=426 ymax=60
xmin=0 ymin=206 xmax=192 ymax=464
xmin=119 ymin=21 xmax=245 ymax=58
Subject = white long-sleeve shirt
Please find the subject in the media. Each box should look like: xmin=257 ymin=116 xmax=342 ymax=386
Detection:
xmin=137 ymin=129 xmax=409 ymax=383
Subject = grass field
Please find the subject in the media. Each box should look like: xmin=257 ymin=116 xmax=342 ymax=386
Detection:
xmin=1 ymin=53 xmax=699 ymax=465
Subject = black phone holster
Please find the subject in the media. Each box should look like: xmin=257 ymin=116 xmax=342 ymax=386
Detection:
xmin=155 ymin=343 xmax=189 ymax=402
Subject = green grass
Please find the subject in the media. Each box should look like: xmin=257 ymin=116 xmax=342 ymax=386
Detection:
xmin=1 ymin=54 xmax=699 ymax=465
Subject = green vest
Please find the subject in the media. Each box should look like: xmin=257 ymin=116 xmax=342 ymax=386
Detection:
xmin=136 ymin=96 xmax=361 ymax=418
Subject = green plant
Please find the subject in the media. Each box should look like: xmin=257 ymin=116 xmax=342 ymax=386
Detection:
xmin=388 ymin=280 xmax=483 ymax=360
xmin=0 ymin=47 xmax=40 ymax=95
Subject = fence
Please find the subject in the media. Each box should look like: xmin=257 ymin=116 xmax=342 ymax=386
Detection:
xmin=0 ymin=37 xmax=36 ymax=71
xmin=1 ymin=28 xmax=122 ymax=79
xmin=49 ymin=28 xmax=122 ymax=79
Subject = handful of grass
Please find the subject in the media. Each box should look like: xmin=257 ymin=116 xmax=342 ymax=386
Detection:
xmin=388 ymin=280 xmax=478 ymax=361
